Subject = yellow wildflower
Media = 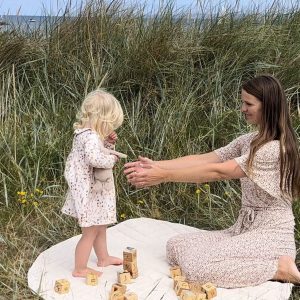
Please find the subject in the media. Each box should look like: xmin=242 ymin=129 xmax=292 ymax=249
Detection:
xmin=35 ymin=188 xmax=43 ymax=194
xmin=137 ymin=200 xmax=144 ymax=205
xmin=195 ymin=189 xmax=201 ymax=194
xmin=204 ymin=184 xmax=210 ymax=190
xmin=33 ymin=201 xmax=39 ymax=207
xmin=21 ymin=199 xmax=27 ymax=204
xmin=120 ymin=213 xmax=126 ymax=219
xmin=18 ymin=191 xmax=26 ymax=196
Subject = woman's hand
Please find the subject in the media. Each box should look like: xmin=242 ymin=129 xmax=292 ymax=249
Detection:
xmin=125 ymin=164 xmax=167 ymax=188
xmin=124 ymin=156 xmax=167 ymax=188
xmin=124 ymin=156 xmax=154 ymax=170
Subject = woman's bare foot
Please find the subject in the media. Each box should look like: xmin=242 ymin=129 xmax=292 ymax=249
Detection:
xmin=72 ymin=267 xmax=102 ymax=278
xmin=273 ymin=256 xmax=300 ymax=284
xmin=97 ymin=256 xmax=123 ymax=267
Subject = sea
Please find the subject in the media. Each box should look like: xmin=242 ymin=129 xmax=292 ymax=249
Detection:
xmin=0 ymin=15 xmax=63 ymax=32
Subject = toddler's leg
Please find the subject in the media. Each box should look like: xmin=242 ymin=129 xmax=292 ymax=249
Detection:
xmin=93 ymin=225 xmax=123 ymax=267
xmin=73 ymin=226 xmax=102 ymax=277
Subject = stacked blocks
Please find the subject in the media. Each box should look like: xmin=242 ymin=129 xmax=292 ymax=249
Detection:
xmin=111 ymin=247 xmax=139 ymax=299
xmin=170 ymin=267 xmax=217 ymax=300
xmin=123 ymin=247 xmax=138 ymax=279
xmin=54 ymin=279 xmax=70 ymax=294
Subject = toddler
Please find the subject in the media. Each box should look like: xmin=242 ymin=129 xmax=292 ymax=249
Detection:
xmin=62 ymin=89 xmax=124 ymax=277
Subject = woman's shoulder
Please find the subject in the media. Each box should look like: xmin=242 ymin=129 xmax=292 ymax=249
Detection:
xmin=235 ymin=131 xmax=258 ymax=143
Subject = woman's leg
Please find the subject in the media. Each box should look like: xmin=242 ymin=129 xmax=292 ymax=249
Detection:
xmin=273 ymin=256 xmax=300 ymax=284
xmin=93 ymin=225 xmax=123 ymax=267
xmin=73 ymin=226 xmax=101 ymax=277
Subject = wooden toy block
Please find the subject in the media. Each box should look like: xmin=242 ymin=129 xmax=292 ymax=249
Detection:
xmin=109 ymin=290 xmax=125 ymax=300
xmin=195 ymin=293 xmax=207 ymax=300
xmin=189 ymin=282 xmax=203 ymax=293
xmin=124 ymin=292 xmax=138 ymax=300
xmin=54 ymin=279 xmax=70 ymax=294
xmin=170 ymin=266 xmax=182 ymax=278
xmin=111 ymin=283 xmax=127 ymax=294
xmin=123 ymin=260 xmax=138 ymax=278
xmin=123 ymin=247 xmax=137 ymax=262
xmin=175 ymin=281 xmax=190 ymax=297
xmin=201 ymin=282 xmax=217 ymax=299
xmin=86 ymin=273 xmax=98 ymax=286
xmin=180 ymin=290 xmax=197 ymax=300
xmin=173 ymin=275 xmax=186 ymax=288
xmin=118 ymin=270 xmax=132 ymax=284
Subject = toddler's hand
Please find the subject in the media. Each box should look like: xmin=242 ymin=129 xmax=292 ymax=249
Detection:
xmin=106 ymin=131 xmax=118 ymax=144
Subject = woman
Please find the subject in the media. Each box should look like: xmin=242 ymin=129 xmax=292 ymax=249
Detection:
xmin=124 ymin=75 xmax=300 ymax=288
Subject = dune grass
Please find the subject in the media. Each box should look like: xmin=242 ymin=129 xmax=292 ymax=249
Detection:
xmin=0 ymin=0 xmax=300 ymax=298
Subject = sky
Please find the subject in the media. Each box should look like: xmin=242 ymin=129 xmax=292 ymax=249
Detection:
xmin=0 ymin=0 xmax=295 ymax=16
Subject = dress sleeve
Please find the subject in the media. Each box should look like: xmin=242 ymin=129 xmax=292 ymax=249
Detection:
xmin=84 ymin=134 xmax=116 ymax=168
xmin=104 ymin=140 xmax=115 ymax=150
xmin=214 ymin=133 xmax=253 ymax=162
xmin=234 ymin=141 xmax=289 ymax=200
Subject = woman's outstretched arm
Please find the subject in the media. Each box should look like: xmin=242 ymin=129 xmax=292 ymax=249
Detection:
xmin=124 ymin=159 xmax=246 ymax=188
xmin=124 ymin=151 xmax=221 ymax=171
xmin=157 ymin=151 xmax=221 ymax=169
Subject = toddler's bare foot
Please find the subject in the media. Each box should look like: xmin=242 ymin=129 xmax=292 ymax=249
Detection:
xmin=97 ymin=256 xmax=123 ymax=267
xmin=72 ymin=267 xmax=102 ymax=277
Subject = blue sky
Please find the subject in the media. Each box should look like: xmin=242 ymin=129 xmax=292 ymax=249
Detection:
xmin=0 ymin=0 xmax=294 ymax=16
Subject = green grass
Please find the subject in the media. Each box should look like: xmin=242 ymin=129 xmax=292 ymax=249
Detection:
xmin=0 ymin=0 xmax=300 ymax=299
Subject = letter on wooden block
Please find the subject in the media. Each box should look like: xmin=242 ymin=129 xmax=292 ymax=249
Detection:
xmin=170 ymin=266 xmax=182 ymax=278
xmin=123 ymin=260 xmax=138 ymax=278
xmin=109 ymin=290 xmax=125 ymax=300
xmin=86 ymin=273 xmax=98 ymax=286
xmin=54 ymin=279 xmax=70 ymax=294
xmin=118 ymin=271 xmax=132 ymax=284
xmin=173 ymin=275 xmax=186 ymax=288
xmin=123 ymin=247 xmax=137 ymax=262
xmin=201 ymin=282 xmax=217 ymax=299
xmin=124 ymin=292 xmax=138 ymax=300
xmin=175 ymin=281 xmax=190 ymax=296
xmin=111 ymin=283 xmax=127 ymax=294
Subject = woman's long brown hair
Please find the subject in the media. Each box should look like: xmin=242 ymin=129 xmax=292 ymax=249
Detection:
xmin=242 ymin=75 xmax=300 ymax=199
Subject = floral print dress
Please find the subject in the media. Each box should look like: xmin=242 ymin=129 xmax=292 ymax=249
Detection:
xmin=62 ymin=128 xmax=117 ymax=227
xmin=166 ymin=132 xmax=296 ymax=288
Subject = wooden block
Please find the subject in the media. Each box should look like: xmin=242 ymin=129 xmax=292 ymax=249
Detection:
xmin=175 ymin=281 xmax=190 ymax=296
xmin=173 ymin=275 xmax=186 ymax=288
xmin=124 ymin=292 xmax=138 ymax=300
xmin=170 ymin=266 xmax=182 ymax=278
xmin=189 ymin=282 xmax=203 ymax=293
xmin=123 ymin=247 xmax=137 ymax=262
xmin=54 ymin=279 xmax=70 ymax=294
xmin=180 ymin=290 xmax=197 ymax=300
xmin=201 ymin=282 xmax=217 ymax=299
xmin=86 ymin=273 xmax=98 ymax=286
xmin=111 ymin=283 xmax=127 ymax=294
xmin=109 ymin=290 xmax=125 ymax=300
xmin=123 ymin=260 xmax=138 ymax=278
xmin=118 ymin=271 xmax=132 ymax=284
xmin=195 ymin=292 xmax=207 ymax=300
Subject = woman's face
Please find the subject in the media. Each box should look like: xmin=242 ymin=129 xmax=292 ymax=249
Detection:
xmin=241 ymin=89 xmax=262 ymax=125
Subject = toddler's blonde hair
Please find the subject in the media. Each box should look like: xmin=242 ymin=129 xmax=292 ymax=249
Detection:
xmin=74 ymin=89 xmax=124 ymax=139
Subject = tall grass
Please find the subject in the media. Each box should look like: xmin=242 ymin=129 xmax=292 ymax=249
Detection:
xmin=0 ymin=0 xmax=300 ymax=298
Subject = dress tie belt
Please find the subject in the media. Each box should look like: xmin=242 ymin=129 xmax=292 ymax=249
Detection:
xmin=232 ymin=205 xmax=289 ymax=235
